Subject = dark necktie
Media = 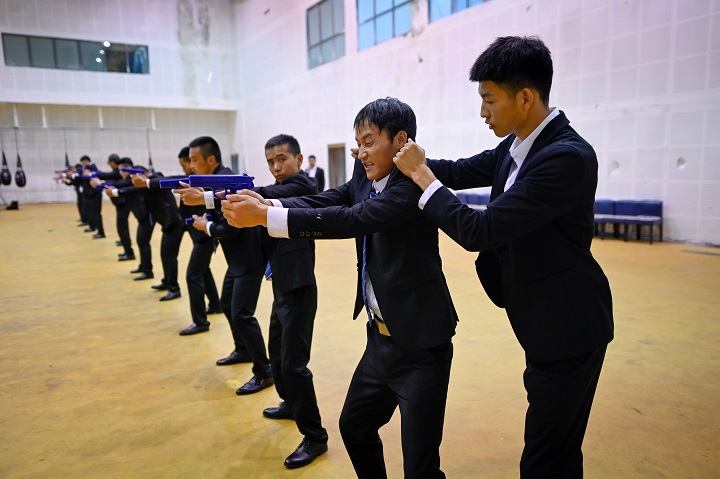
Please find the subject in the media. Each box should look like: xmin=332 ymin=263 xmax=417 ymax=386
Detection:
xmin=361 ymin=187 xmax=377 ymax=324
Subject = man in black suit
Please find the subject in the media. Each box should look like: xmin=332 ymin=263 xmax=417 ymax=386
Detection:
xmin=393 ymin=36 xmax=614 ymax=479
xmin=173 ymin=136 xmax=258 ymax=376
xmin=305 ymin=154 xmax=325 ymax=191
xmin=222 ymin=101 xmax=458 ymax=478
xmin=77 ymin=155 xmax=105 ymax=239
xmin=94 ymin=154 xmax=134 ymax=260
xmin=129 ymin=167 xmax=184 ymax=301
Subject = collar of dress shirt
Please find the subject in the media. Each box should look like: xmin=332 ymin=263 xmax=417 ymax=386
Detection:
xmin=373 ymin=174 xmax=390 ymax=194
xmin=509 ymin=107 xmax=560 ymax=166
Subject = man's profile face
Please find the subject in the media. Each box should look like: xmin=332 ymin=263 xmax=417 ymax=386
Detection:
xmin=265 ymin=143 xmax=302 ymax=184
xmin=189 ymin=146 xmax=215 ymax=175
xmin=309 ymin=156 xmax=317 ymax=167
xmin=355 ymin=122 xmax=406 ymax=181
xmin=478 ymin=80 xmax=525 ymax=138
xmin=178 ymin=158 xmax=193 ymax=176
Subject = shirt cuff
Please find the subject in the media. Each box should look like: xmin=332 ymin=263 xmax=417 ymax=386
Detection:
xmin=266 ymin=206 xmax=289 ymax=238
xmin=418 ymin=180 xmax=444 ymax=210
xmin=269 ymin=199 xmax=283 ymax=207
xmin=145 ymin=178 xmax=151 ymax=188
xmin=111 ymin=188 xmax=119 ymax=196
xmin=204 ymin=191 xmax=215 ymax=209
xmin=205 ymin=221 xmax=214 ymax=236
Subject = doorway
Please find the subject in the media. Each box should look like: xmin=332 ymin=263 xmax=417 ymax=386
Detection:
xmin=327 ymin=144 xmax=346 ymax=189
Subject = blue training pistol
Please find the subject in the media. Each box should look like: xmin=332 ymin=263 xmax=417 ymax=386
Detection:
xmin=187 ymin=174 xmax=255 ymax=197
xmin=121 ymin=167 xmax=146 ymax=175
xmin=94 ymin=182 xmax=114 ymax=190
xmin=159 ymin=177 xmax=189 ymax=189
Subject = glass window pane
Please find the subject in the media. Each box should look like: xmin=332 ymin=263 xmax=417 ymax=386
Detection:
xmin=394 ymin=0 xmax=408 ymax=5
xmin=334 ymin=34 xmax=345 ymax=59
xmin=105 ymin=44 xmax=127 ymax=73
xmin=320 ymin=0 xmax=333 ymax=40
xmin=127 ymin=45 xmax=149 ymax=73
xmin=333 ymin=0 xmax=344 ymax=34
xmin=469 ymin=0 xmax=484 ymax=6
xmin=394 ymin=3 xmax=411 ymax=35
xmin=376 ymin=11 xmax=393 ymax=44
xmin=29 ymin=37 xmax=54 ymax=68
xmin=55 ymin=39 xmax=80 ymax=70
xmin=321 ymin=39 xmax=333 ymax=63
xmin=2 ymin=34 xmax=30 ymax=66
xmin=358 ymin=21 xmax=374 ymax=50
xmin=375 ymin=0 xmax=393 ymax=14
xmin=308 ymin=6 xmax=320 ymax=46
xmin=309 ymin=45 xmax=322 ymax=69
xmin=80 ymin=41 xmax=105 ymax=71
xmin=357 ymin=0 xmax=374 ymax=23
xmin=429 ymin=0 xmax=452 ymax=21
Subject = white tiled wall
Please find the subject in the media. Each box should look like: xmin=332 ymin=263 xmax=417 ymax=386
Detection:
xmin=230 ymin=0 xmax=720 ymax=245
xmin=1 ymin=0 xmax=718 ymax=244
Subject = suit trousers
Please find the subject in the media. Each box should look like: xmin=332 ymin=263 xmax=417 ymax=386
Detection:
xmin=268 ymin=283 xmax=327 ymax=444
xmin=339 ymin=323 xmax=453 ymax=479
xmin=159 ymin=224 xmax=183 ymax=292
xmin=520 ymin=346 xmax=607 ymax=479
xmin=89 ymin=193 xmax=104 ymax=235
xmin=219 ymin=270 xmax=251 ymax=357
xmin=186 ymin=238 xmax=216 ymax=326
xmin=115 ymin=203 xmax=133 ymax=255
xmin=225 ymin=269 xmax=268 ymax=377
xmin=136 ymin=216 xmax=153 ymax=275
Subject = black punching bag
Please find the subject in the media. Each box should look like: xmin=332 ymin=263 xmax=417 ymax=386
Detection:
xmin=0 ymin=152 xmax=11 ymax=186
xmin=15 ymin=153 xmax=26 ymax=187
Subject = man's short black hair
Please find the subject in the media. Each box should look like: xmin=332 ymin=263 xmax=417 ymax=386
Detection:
xmin=118 ymin=157 xmax=134 ymax=166
xmin=188 ymin=136 xmax=222 ymax=164
xmin=80 ymin=155 xmax=91 ymax=163
xmin=308 ymin=154 xmax=316 ymax=159
xmin=264 ymin=134 xmax=301 ymax=156
xmin=178 ymin=146 xmax=190 ymax=160
xmin=353 ymin=97 xmax=416 ymax=142
xmin=469 ymin=36 xmax=553 ymax=105
xmin=108 ymin=154 xmax=120 ymax=164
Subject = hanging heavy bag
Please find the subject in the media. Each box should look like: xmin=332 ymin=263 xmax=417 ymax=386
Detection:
xmin=64 ymin=152 xmax=70 ymax=168
xmin=15 ymin=153 xmax=26 ymax=187
xmin=1 ymin=152 xmax=11 ymax=186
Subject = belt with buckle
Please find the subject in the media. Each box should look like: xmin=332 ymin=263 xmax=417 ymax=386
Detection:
xmin=373 ymin=315 xmax=390 ymax=336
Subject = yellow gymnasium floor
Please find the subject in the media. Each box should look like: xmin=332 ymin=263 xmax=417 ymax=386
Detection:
xmin=0 ymin=202 xmax=718 ymax=478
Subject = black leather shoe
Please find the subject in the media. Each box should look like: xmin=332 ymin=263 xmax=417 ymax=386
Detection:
xmin=118 ymin=253 xmax=136 ymax=261
xmin=263 ymin=401 xmax=294 ymax=420
xmin=206 ymin=305 xmax=223 ymax=315
xmin=84 ymin=227 xmax=95 ymax=233
xmin=283 ymin=439 xmax=328 ymax=469
xmin=93 ymin=233 xmax=105 ymax=239
xmin=151 ymin=283 xmax=169 ymax=291
xmin=134 ymin=272 xmax=154 ymax=281
xmin=160 ymin=290 xmax=181 ymax=301
xmin=129 ymin=268 xmax=144 ymax=274
xmin=236 ymin=375 xmax=274 ymax=395
xmin=78 ymin=222 xmax=88 ymax=227
xmin=216 ymin=351 xmax=252 ymax=366
xmin=178 ymin=323 xmax=209 ymax=336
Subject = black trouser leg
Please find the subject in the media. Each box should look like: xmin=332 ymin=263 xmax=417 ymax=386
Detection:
xmin=186 ymin=238 xmax=214 ymax=326
xmin=90 ymin=194 xmax=104 ymax=235
xmin=269 ymin=283 xmax=327 ymax=444
xmin=520 ymin=346 xmax=607 ymax=479
xmin=115 ymin=203 xmax=132 ymax=254
xmin=230 ymin=271 xmax=269 ymax=378
xmin=220 ymin=270 xmax=249 ymax=356
xmin=136 ymin=217 xmax=153 ymax=274
xmin=160 ymin=224 xmax=183 ymax=292
xmin=203 ymin=268 xmax=220 ymax=309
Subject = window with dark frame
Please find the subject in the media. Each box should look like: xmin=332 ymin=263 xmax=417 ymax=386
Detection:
xmin=429 ymin=0 xmax=487 ymax=23
xmin=1 ymin=33 xmax=150 ymax=74
xmin=357 ymin=0 xmax=412 ymax=51
xmin=307 ymin=0 xmax=345 ymax=69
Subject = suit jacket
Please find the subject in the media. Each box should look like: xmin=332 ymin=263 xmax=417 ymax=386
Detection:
xmin=255 ymin=171 xmax=318 ymax=294
xmin=314 ymin=166 xmax=325 ymax=192
xmin=147 ymin=174 xmax=209 ymax=243
xmin=424 ymin=111 xmax=613 ymax=361
xmin=117 ymin=172 xmax=182 ymax=230
xmin=280 ymin=161 xmax=458 ymax=351
xmin=97 ymin=168 xmax=126 ymax=206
